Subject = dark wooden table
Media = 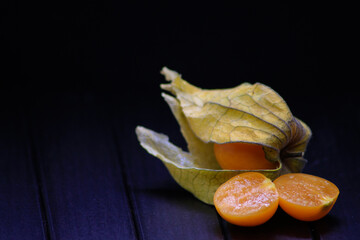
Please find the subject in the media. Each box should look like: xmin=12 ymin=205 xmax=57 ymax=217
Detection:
xmin=0 ymin=87 xmax=358 ymax=240
xmin=1 ymin=2 xmax=358 ymax=239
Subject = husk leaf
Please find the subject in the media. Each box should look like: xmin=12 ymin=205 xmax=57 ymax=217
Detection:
xmin=135 ymin=67 xmax=311 ymax=205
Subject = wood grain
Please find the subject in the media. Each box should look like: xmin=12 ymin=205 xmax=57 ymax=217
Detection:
xmin=26 ymin=93 xmax=137 ymax=240
xmin=0 ymin=96 xmax=46 ymax=240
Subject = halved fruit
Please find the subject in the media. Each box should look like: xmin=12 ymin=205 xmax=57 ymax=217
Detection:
xmin=274 ymin=173 xmax=339 ymax=221
xmin=214 ymin=172 xmax=279 ymax=226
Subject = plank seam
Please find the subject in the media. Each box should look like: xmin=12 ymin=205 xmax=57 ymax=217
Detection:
xmin=112 ymin=129 xmax=143 ymax=240
xmin=309 ymin=222 xmax=321 ymax=240
xmin=22 ymin=110 xmax=55 ymax=240
xmin=216 ymin=212 xmax=231 ymax=240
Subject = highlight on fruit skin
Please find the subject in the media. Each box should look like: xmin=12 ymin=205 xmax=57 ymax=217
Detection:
xmin=214 ymin=172 xmax=279 ymax=227
xmin=273 ymin=173 xmax=339 ymax=221
xmin=213 ymin=142 xmax=278 ymax=170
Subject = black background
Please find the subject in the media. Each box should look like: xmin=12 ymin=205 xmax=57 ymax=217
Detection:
xmin=1 ymin=1 xmax=359 ymax=239
xmin=2 ymin=2 xmax=357 ymax=131
xmin=2 ymin=2 xmax=356 ymax=95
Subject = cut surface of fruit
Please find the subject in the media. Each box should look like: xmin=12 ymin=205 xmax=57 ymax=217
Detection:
xmin=214 ymin=172 xmax=279 ymax=227
xmin=274 ymin=173 xmax=339 ymax=221
xmin=213 ymin=142 xmax=277 ymax=170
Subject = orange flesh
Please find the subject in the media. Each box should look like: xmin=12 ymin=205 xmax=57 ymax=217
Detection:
xmin=213 ymin=142 xmax=277 ymax=170
xmin=274 ymin=173 xmax=339 ymax=221
xmin=214 ymin=172 xmax=279 ymax=227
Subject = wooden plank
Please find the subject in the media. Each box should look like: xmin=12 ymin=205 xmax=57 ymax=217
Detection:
xmin=113 ymin=100 xmax=225 ymax=240
xmin=27 ymin=92 xmax=137 ymax=240
xmin=0 ymin=95 xmax=46 ymax=239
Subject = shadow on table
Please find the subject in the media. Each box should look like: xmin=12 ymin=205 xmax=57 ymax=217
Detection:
xmin=312 ymin=214 xmax=341 ymax=239
xmin=225 ymin=208 xmax=311 ymax=240
xmin=133 ymin=187 xmax=224 ymax=239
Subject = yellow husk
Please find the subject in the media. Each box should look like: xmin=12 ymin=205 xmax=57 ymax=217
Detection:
xmin=136 ymin=67 xmax=311 ymax=205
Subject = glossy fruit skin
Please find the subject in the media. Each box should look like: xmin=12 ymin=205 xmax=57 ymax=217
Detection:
xmin=274 ymin=173 xmax=339 ymax=221
xmin=213 ymin=142 xmax=277 ymax=170
xmin=214 ymin=172 xmax=279 ymax=227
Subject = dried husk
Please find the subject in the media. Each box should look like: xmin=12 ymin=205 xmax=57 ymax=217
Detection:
xmin=136 ymin=67 xmax=311 ymax=204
